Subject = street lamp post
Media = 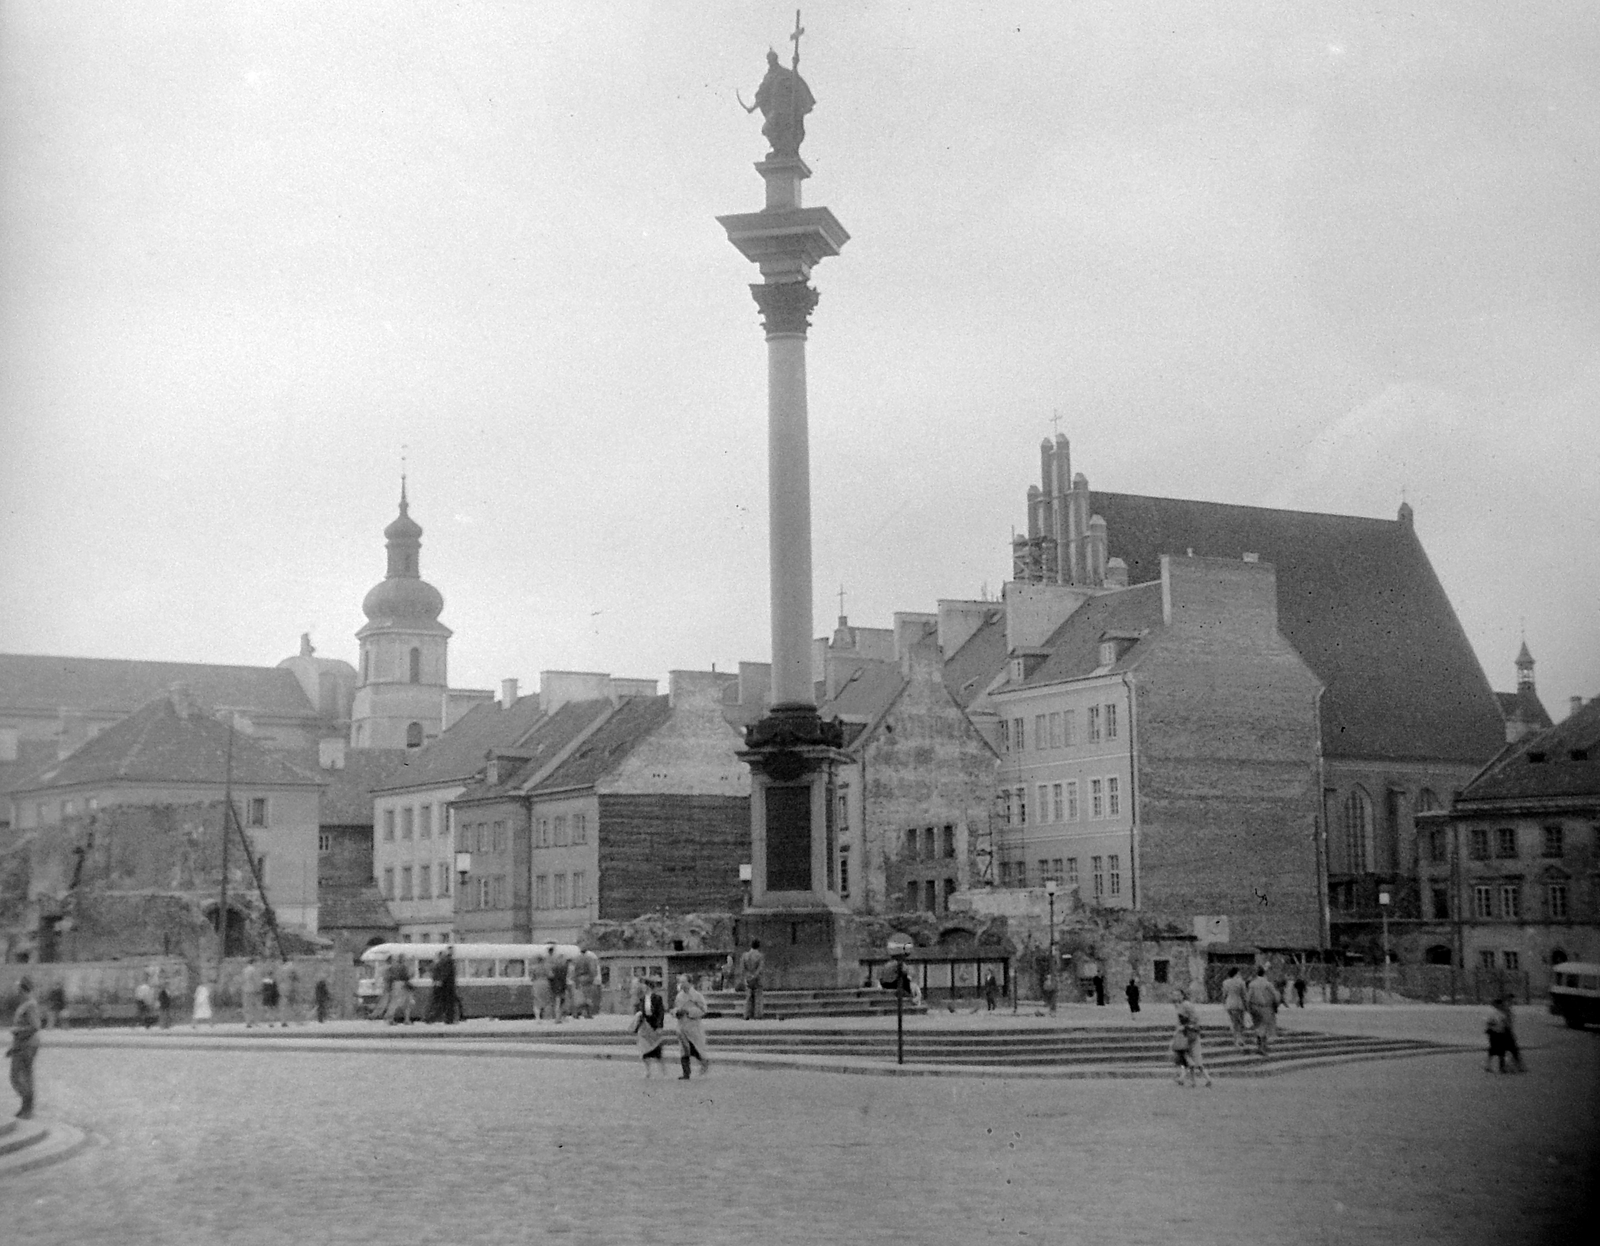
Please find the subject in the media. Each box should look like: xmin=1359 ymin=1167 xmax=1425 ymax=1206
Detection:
xmin=1045 ymin=879 xmax=1058 ymax=1015
xmin=1378 ymin=888 xmax=1392 ymax=1000
xmin=888 ymin=932 xmax=913 ymax=1065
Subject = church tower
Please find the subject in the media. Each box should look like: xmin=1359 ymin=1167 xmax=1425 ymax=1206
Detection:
xmin=350 ymin=481 xmax=452 ymax=749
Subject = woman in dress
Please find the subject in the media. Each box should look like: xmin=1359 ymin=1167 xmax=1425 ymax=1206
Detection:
xmin=674 ymin=973 xmax=711 ymax=1080
xmin=191 ymin=978 xmax=214 ymax=1028
xmin=633 ymin=976 xmax=668 ymax=1077
xmin=1171 ymin=987 xmax=1212 ymax=1087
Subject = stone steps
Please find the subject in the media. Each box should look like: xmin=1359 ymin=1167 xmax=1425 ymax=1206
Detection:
xmin=701 ymin=989 xmax=926 ymax=1019
xmin=0 ymin=1116 xmax=90 ymax=1177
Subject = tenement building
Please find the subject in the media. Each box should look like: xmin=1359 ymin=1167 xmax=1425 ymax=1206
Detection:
xmin=1413 ymin=696 xmax=1599 ymax=985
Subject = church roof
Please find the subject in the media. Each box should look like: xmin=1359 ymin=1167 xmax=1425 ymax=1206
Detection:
xmin=819 ymin=659 xmax=906 ymax=726
xmin=371 ymin=695 xmax=549 ymax=793
xmin=1495 ymin=688 xmax=1554 ymax=733
xmin=942 ymin=609 xmax=1008 ymax=708
xmin=0 ymin=653 xmax=317 ymax=720
xmin=15 ymin=689 xmax=324 ymax=794
xmin=454 ymin=698 xmax=615 ymax=801
xmin=1012 ymin=582 xmax=1166 ymax=687
xmin=1089 ymin=492 xmax=1505 ymax=765
xmin=526 ymin=695 xmax=673 ymax=795
xmin=1458 ymin=697 xmax=1600 ymax=805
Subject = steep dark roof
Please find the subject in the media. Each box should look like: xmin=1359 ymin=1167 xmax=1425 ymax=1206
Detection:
xmin=454 ymin=698 xmax=614 ymax=802
xmin=318 ymin=882 xmax=399 ymax=932
xmin=527 ymin=696 xmax=673 ymax=794
xmin=1090 ymin=492 xmax=1505 ymax=764
xmin=0 ymin=653 xmax=316 ymax=719
xmin=292 ymin=749 xmax=414 ymax=825
xmin=1458 ymin=698 xmax=1600 ymax=804
xmin=373 ymin=695 xmax=548 ymax=792
xmin=942 ymin=609 xmax=1008 ymax=708
xmin=1016 ymin=582 xmax=1165 ymax=687
xmin=15 ymin=691 xmax=323 ymax=793
xmin=819 ymin=660 xmax=906 ymax=731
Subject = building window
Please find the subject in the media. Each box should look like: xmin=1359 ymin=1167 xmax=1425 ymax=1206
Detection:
xmin=1035 ymin=715 xmax=1047 ymax=750
xmin=1090 ymin=779 xmax=1104 ymax=819
xmin=998 ymin=720 xmax=1010 ymax=753
xmin=1428 ymin=829 xmax=1447 ymax=863
xmin=1494 ymin=827 xmax=1517 ymax=859
xmin=1013 ymin=718 xmax=1025 ymax=750
xmin=552 ymin=874 xmax=567 ymax=908
xmin=1066 ymin=781 xmax=1079 ymax=821
xmin=1108 ymin=854 xmax=1121 ymax=897
xmin=1092 ymin=855 xmax=1104 ymax=899
xmin=493 ymin=821 xmax=507 ymax=853
xmin=1343 ymin=788 xmax=1374 ymax=873
xmin=1503 ymin=950 xmax=1519 ymax=971
xmin=1469 ymin=828 xmax=1490 ymax=861
xmin=572 ymin=871 xmax=586 ymax=907
xmin=535 ymin=875 xmax=549 ymax=909
xmin=1542 ymin=826 xmax=1564 ymax=858
xmin=361 ymin=648 xmax=369 ymax=682
xmin=839 ymin=845 xmax=850 ymax=899
xmin=1473 ymin=885 xmax=1493 ymax=919
xmin=1016 ymin=788 xmax=1028 ymax=826
xmin=406 ymin=721 xmax=423 ymax=749
xmin=1478 ymin=950 xmax=1496 ymax=970
xmin=418 ymin=867 xmax=432 ymax=900
xmin=904 ymin=828 xmax=919 ymax=859
xmin=573 ymin=813 xmax=588 ymax=845
xmin=1548 ymin=883 xmax=1569 ymax=919
xmin=476 ymin=823 xmax=489 ymax=853
xmin=478 ymin=877 xmax=491 ymax=908
xmin=537 ymin=818 xmax=550 ymax=849
xmin=944 ymin=877 xmax=957 ymax=909
xmin=941 ymin=825 xmax=955 ymax=858
xmin=318 ymin=832 xmax=332 ymax=853
xmin=1152 ymin=959 xmax=1169 ymax=984
xmin=381 ymin=868 xmax=395 ymax=900
xmin=438 ymin=862 xmax=450 ymax=897
xmin=1048 ymin=712 xmax=1062 ymax=749
xmin=1104 ymin=704 xmax=1118 ymax=740
xmin=1051 ymin=784 xmax=1064 ymax=822
xmin=923 ymin=827 xmax=936 ymax=859
xmin=409 ymin=647 xmax=421 ymax=683
xmin=1431 ymin=886 xmax=1450 ymax=919
xmin=400 ymin=867 xmax=413 ymax=900
xmin=1062 ymin=710 xmax=1076 ymax=747
xmin=1498 ymin=884 xmax=1520 ymax=920
xmin=1066 ymin=858 xmax=1079 ymax=894
xmin=257 ymin=854 xmax=267 ymax=886
xmin=383 ymin=809 xmax=395 ymax=841
xmin=247 ymin=798 xmax=268 ymax=827
xmin=1037 ymin=785 xmax=1050 ymax=823
xmin=1037 ymin=858 xmax=1049 ymax=885
xmin=924 ymin=879 xmax=938 ymax=913
xmin=419 ymin=805 xmax=432 ymax=838
xmin=1107 ymin=776 xmax=1120 ymax=817
xmin=401 ymin=807 xmax=414 ymax=840
xmin=554 ymin=816 xmax=569 ymax=847
xmin=1048 ymin=858 xmax=1063 ymax=883
xmin=1087 ymin=706 xmax=1101 ymax=743
xmin=906 ymin=880 xmax=920 ymax=910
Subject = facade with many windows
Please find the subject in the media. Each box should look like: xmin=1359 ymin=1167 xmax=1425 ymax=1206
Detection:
xmin=1409 ymin=696 xmax=1600 ymax=985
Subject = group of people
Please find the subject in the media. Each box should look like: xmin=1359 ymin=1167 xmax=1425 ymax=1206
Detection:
xmin=236 ymin=957 xmax=333 ymax=1027
xmin=630 ymin=970 xmax=712 ymax=1080
xmin=1219 ymin=966 xmax=1292 ymax=1056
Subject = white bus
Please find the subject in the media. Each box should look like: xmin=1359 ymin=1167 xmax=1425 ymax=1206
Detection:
xmin=358 ymin=942 xmax=583 ymax=1019
xmin=1549 ymin=961 xmax=1600 ymax=1030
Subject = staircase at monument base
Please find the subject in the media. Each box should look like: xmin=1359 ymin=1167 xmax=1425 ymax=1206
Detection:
xmin=0 ymin=1115 xmax=90 ymax=1177
xmin=701 ymin=987 xmax=927 ymax=1019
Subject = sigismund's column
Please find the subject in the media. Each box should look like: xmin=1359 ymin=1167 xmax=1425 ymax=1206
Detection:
xmin=718 ymin=44 xmax=854 ymax=985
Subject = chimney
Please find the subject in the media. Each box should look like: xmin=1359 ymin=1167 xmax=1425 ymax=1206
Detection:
xmin=319 ymin=737 xmax=347 ymax=770
xmin=1104 ymin=557 xmax=1128 ymax=589
xmin=1572 ymin=696 xmax=1585 ymax=719
xmin=501 ymin=678 xmax=519 ymax=708
xmin=1088 ymin=514 xmax=1108 ymax=585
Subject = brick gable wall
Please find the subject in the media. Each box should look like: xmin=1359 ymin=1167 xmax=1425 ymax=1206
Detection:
xmin=596 ymin=793 xmax=749 ymax=920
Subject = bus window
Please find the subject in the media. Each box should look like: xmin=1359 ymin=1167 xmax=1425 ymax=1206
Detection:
xmin=501 ymin=959 xmax=526 ymax=979
xmin=416 ymin=959 xmax=435 ymax=979
xmin=467 ymin=960 xmax=496 ymax=979
xmin=1583 ymin=975 xmax=1598 ymax=991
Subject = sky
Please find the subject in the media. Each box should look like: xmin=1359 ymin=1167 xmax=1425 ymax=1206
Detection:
xmin=1 ymin=1 xmax=1596 ymax=716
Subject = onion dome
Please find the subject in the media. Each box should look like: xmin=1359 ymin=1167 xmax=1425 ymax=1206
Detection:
xmin=362 ymin=481 xmax=445 ymax=623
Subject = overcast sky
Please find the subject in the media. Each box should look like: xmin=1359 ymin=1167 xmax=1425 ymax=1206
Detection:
xmin=2 ymin=1 xmax=1596 ymax=716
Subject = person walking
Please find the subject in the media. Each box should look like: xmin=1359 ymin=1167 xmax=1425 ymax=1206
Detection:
xmin=1484 ymin=996 xmax=1525 ymax=1073
xmin=277 ymin=959 xmax=298 ymax=1027
xmin=383 ymin=956 xmax=415 ymax=1025
xmin=429 ymin=946 xmax=459 ymax=1024
xmin=739 ymin=940 xmax=765 ymax=1021
xmin=1221 ymin=967 xmax=1248 ymax=1048
xmin=633 ymin=976 xmax=668 ymax=1077
xmin=984 ymin=971 xmax=999 ymax=1012
xmin=7 ymin=977 xmax=43 ymax=1119
xmin=1294 ymin=976 xmax=1307 ymax=1008
xmin=548 ymin=951 xmax=569 ymax=1025
xmin=133 ymin=977 xmax=155 ymax=1029
xmin=1245 ymin=966 xmax=1281 ymax=1056
xmin=674 ymin=973 xmax=712 ymax=1079
xmin=1169 ymin=988 xmax=1212 ymax=1087
xmin=313 ymin=977 xmax=331 ymax=1024
xmin=1093 ymin=973 xmax=1107 ymax=1007
xmin=1041 ymin=967 xmax=1057 ymax=1015
xmin=1125 ymin=978 xmax=1141 ymax=1014
xmin=157 ymin=978 xmax=173 ymax=1029
xmin=239 ymin=958 xmax=262 ymax=1028
xmin=573 ymin=948 xmax=602 ymax=1019
xmin=531 ymin=951 xmax=554 ymax=1020
xmin=44 ymin=983 xmax=66 ymax=1030
xmin=192 ymin=978 xmax=213 ymax=1027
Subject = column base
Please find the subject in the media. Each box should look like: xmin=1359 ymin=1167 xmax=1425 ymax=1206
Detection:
xmin=735 ymin=909 xmax=868 ymax=990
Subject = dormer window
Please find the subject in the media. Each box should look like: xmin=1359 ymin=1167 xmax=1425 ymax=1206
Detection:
xmin=1099 ymin=641 xmax=1116 ymax=667
xmin=1528 ymin=752 xmax=1547 ymax=764
xmin=1012 ymin=657 xmax=1026 ymax=681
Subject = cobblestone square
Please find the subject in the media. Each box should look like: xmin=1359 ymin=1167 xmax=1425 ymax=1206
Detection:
xmin=4 ymin=1007 xmax=1596 ymax=1245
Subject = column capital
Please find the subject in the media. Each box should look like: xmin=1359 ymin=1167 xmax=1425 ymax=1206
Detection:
xmin=751 ymin=281 xmax=819 ymax=336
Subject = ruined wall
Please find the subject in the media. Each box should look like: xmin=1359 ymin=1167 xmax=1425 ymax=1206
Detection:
xmin=595 ymin=794 xmax=749 ymax=921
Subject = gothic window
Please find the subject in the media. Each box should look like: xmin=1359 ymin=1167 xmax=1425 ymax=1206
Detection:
xmin=409 ymin=648 xmax=421 ymax=683
xmin=406 ymin=721 xmax=423 ymax=749
xmin=1343 ymin=788 xmax=1374 ymax=873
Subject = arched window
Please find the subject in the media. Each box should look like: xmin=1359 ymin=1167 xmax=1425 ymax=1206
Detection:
xmin=406 ymin=722 xmax=423 ymax=749
xmin=1425 ymin=944 xmax=1453 ymax=966
xmin=1343 ymin=787 xmax=1374 ymax=873
xmin=361 ymin=648 xmax=369 ymax=683
xmin=1550 ymin=948 xmax=1568 ymax=966
xmin=409 ymin=648 xmax=421 ymax=684
xmin=1418 ymin=788 xmax=1442 ymax=811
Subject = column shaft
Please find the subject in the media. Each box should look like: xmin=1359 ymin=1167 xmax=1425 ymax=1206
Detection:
xmin=766 ymin=331 xmax=814 ymax=707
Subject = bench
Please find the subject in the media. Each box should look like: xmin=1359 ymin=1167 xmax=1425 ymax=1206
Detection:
xmin=57 ymin=1003 xmax=147 ymax=1028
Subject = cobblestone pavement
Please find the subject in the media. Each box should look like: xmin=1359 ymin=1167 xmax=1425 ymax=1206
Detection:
xmin=5 ymin=1008 xmax=1596 ymax=1246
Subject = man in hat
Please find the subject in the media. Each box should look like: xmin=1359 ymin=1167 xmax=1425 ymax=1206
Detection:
xmin=8 ymin=977 xmax=43 ymax=1118
xmin=739 ymin=939 xmax=765 ymax=1021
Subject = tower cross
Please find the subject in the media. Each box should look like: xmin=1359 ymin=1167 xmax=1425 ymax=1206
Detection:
xmin=836 ymin=583 xmax=846 ymax=618
xmin=1049 ymin=409 xmax=1063 ymax=436
xmin=790 ymin=9 xmax=804 ymax=70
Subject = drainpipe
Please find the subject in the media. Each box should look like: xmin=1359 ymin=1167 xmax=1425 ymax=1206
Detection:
xmin=1313 ymin=686 xmax=1331 ymax=955
xmin=1120 ymin=672 xmax=1138 ymax=911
